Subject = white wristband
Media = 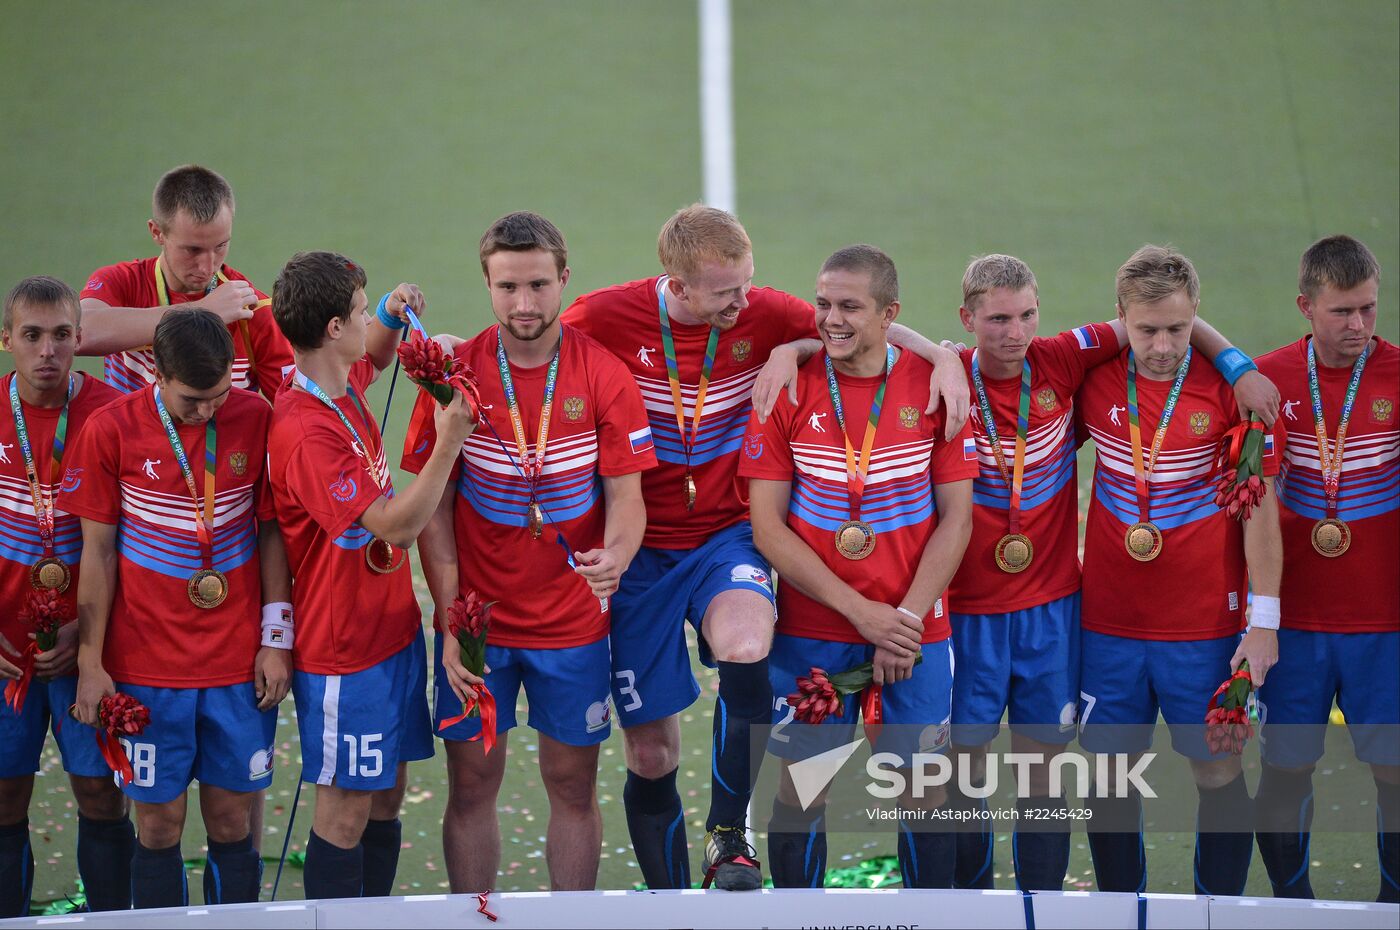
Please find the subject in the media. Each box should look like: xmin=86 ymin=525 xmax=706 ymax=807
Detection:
xmin=1248 ymin=595 xmax=1280 ymax=631
xmin=261 ymin=602 xmax=294 ymax=649
xmin=895 ymin=606 xmax=923 ymax=622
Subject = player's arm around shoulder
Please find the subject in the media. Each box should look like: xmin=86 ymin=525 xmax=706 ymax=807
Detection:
xmin=888 ymin=324 xmax=970 ymax=435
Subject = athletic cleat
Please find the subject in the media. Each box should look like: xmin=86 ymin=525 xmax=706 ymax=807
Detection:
xmin=701 ymin=825 xmax=763 ymax=891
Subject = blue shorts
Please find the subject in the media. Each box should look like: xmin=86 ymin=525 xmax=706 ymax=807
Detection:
xmin=433 ymin=633 xmax=613 ymax=747
xmin=114 ymin=680 xmax=277 ymax=804
xmin=951 ymin=592 xmax=1080 ymax=746
xmin=767 ymin=633 xmax=955 ymax=765
xmin=609 ymin=521 xmax=776 ymax=728
xmin=294 ymin=628 xmax=433 ymax=792
xmin=1078 ymin=630 xmax=1239 ymax=760
xmin=0 ymin=675 xmax=107 ymax=779
xmin=1258 ymin=629 xmax=1400 ymax=767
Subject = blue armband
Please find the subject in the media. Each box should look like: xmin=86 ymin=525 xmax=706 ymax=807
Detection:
xmin=375 ymin=292 xmax=407 ymax=330
xmin=1213 ymin=346 xmax=1256 ymax=385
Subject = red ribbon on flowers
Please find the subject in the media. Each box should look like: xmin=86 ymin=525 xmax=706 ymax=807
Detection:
xmin=476 ymin=891 xmax=498 ymax=922
xmin=436 ymin=686 xmax=498 ymax=756
xmin=3 ymin=642 xmax=41 ymax=714
xmin=860 ymin=684 xmax=884 ymax=746
xmin=98 ymin=731 xmax=135 ymax=785
xmin=91 ymin=692 xmax=151 ymax=785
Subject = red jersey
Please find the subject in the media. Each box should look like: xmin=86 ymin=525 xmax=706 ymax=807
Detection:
xmin=81 ymin=258 xmax=293 ymax=398
xmin=1256 ymin=336 xmax=1398 ymax=633
xmin=0 ymin=373 xmax=121 ymax=651
xmin=951 ymin=323 xmax=1121 ymax=614
xmin=268 ymin=358 xmax=419 ymax=676
xmin=63 ymin=386 xmax=274 ymax=687
xmin=563 ymin=277 xmax=816 ymax=549
xmin=401 ymin=325 xmax=656 ymax=648
xmin=739 ymin=348 xmax=978 ymax=643
xmin=1077 ymin=350 xmax=1280 ymax=641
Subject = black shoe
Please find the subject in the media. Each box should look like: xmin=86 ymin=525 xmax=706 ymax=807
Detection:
xmin=702 ymin=826 xmax=763 ymax=891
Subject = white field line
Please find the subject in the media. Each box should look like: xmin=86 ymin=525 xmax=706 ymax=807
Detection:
xmin=699 ymin=0 xmax=736 ymax=214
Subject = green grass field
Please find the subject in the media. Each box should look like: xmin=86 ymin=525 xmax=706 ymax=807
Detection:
xmin=3 ymin=0 xmax=1396 ymax=907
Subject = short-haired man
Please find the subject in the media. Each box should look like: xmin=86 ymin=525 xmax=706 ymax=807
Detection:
xmin=267 ymin=252 xmax=474 ymax=899
xmin=1076 ymin=245 xmax=1283 ymax=896
xmin=742 ymin=245 xmax=976 ymax=888
xmin=560 ymin=206 xmax=968 ymax=890
xmin=407 ymin=212 xmax=654 ymax=892
xmin=0 ymin=277 xmax=129 ymax=916
xmin=68 ymin=308 xmax=292 ymax=908
xmin=1253 ymin=235 xmax=1398 ymax=903
xmin=946 ymin=255 xmax=1280 ymax=891
xmin=79 ymin=164 xmax=293 ymax=398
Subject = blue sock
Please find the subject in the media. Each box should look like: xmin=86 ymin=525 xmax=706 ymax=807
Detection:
xmin=1255 ymin=764 xmax=1315 ymax=898
xmin=707 ymin=659 xmax=771 ymax=831
xmin=950 ymin=787 xmax=994 ymax=889
xmin=1194 ymin=774 xmax=1253 ymax=896
xmin=1013 ymin=797 xmax=1070 ymax=891
xmin=304 ymin=829 xmax=364 ymax=899
xmin=623 ymin=768 xmax=690 ymax=889
xmin=360 ymin=818 xmax=402 ymax=897
xmin=203 ymin=835 xmax=261 ymax=904
xmin=77 ymin=814 xmax=134 ymax=911
xmin=1376 ymin=776 xmax=1399 ymax=904
xmin=0 ymin=819 xmax=33 ymax=918
xmin=1086 ymin=793 xmax=1145 ymax=892
xmin=132 ymin=840 xmax=187 ymax=909
xmin=898 ymin=816 xmax=955 ymax=888
xmin=768 ymin=799 xmax=826 ymax=888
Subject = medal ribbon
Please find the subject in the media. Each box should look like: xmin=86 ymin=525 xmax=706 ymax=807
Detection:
xmin=496 ymin=328 xmax=561 ymax=498
xmin=294 ymin=371 xmax=387 ymax=489
xmin=657 ymin=279 xmax=721 ymax=474
xmin=153 ymin=387 xmax=216 ymax=569
xmin=824 ymin=346 xmax=896 ymax=521
xmin=154 ymin=256 xmax=258 ymax=385
xmin=1307 ymin=338 xmax=1369 ymax=518
xmin=8 ymin=374 xmax=72 ymax=558
xmin=970 ymin=352 xmax=1032 ymax=535
xmin=1125 ymin=349 xmax=1192 ymax=522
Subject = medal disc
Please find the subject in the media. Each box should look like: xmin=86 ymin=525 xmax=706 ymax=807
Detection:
xmin=1124 ymin=521 xmax=1163 ymax=562
xmin=684 ymin=473 xmax=697 ymax=512
xmin=527 ymin=500 xmax=544 ymax=538
xmin=30 ymin=557 xmax=71 ymax=593
xmin=366 ymin=538 xmax=405 ymax=574
xmin=834 ymin=520 xmax=877 ymax=560
xmin=1311 ymin=517 xmax=1351 ymax=558
xmin=994 ymin=534 xmax=1033 ymax=573
xmin=187 ymin=568 xmax=229 ymax=609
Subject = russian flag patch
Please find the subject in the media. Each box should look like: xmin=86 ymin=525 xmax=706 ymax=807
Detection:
xmin=963 ymin=437 xmax=977 ymax=460
xmin=1263 ymin=433 xmax=1275 ymax=458
xmin=629 ymin=427 xmax=654 ymax=455
xmin=1073 ymin=325 xmax=1099 ymax=350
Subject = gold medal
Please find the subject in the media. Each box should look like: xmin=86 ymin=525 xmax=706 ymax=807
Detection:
xmin=834 ymin=520 xmax=877 ymax=560
xmin=30 ymin=556 xmax=71 ymax=592
xmin=187 ymin=568 xmax=229 ymax=609
xmin=994 ymin=534 xmax=1034 ymax=573
xmin=527 ymin=500 xmax=545 ymax=538
xmin=366 ymin=538 xmax=405 ymax=574
xmin=1311 ymin=517 xmax=1351 ymax=558
xmin=684 ymin=472 xmax=697 ymax=512
xmin=1124 ymin=521 xmax=1163 ymax=562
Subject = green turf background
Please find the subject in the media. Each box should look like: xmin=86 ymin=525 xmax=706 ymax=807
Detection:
xmin=4 ymin=0 xmax=1396 ymax=905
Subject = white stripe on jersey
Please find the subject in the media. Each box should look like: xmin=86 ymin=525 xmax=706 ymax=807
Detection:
xmin=636 ymin=368 xmax=760 ymax=420
xmin=792 ymin=439 xmax=935 ymax=486
xmin=973 ymin=412 xmax=1073 ymax=468
xmin=1085 ymin=425 xmax=1219 ymax=484
xmin=119 ymin=482 xmax=254 ymax=532
xmin=460 ymin=431 xmax=599 ymax=480
xmin=1281 ymin=430 xmax=1400 ymax=472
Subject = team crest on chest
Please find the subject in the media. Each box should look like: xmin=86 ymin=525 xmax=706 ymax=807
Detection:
xmin=898 ymin=405 xmax=921 ymax=430
xmin=1036 ymin=388 xmax=1059 ymax=413
xmin=730 ymin=338 xmax=753 ymax=363
xmin=1189 ymin=411 xmax=1211 ymax=435
xmin=1371 ymin=397 xmax=1394 ymax=424
xmin=562 ymin=395 xmax=586 ymax=422
xmin=228 ymin=451 xmax=248 ymax=477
